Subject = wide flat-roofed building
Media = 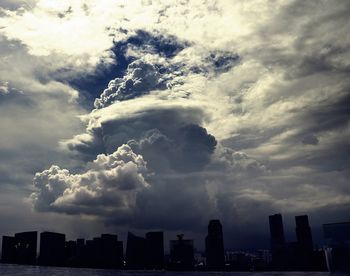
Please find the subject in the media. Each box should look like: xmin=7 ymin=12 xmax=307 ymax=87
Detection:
xmin=14 ymin=231 xmax=37 ymax=265
xmin=169 ymin=234 xmax=194 ymax=271
xmin=39 ymin=232 xmax=66 ymax=266
xmin=1 ymin=236 xmax=16 ymax=263
xmin=323 ymin=222 xmax=350 ymax=272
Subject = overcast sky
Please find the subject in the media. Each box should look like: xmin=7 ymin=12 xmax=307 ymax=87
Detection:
xmin=0 ymin=0 xmax=349 ymax=250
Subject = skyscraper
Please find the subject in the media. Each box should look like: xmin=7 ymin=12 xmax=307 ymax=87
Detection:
xmin=295 ymin=215 xmax=313 ymax=252
xmin=145 ymin=231 xmax=164 ymax=269
xmin=100 ymin=234 xmax=123 ymax=268
xmin=269 ymin=214 xmax=286 ymax=269
xmin=39 ymin=232 xmax=66 ymax=266
xmin=294 ymin=215 xmax=314 ymax=270
xmin=126 ymin=232 xmax=146 ymax=269
xmin=205 ymin=219 xmax=225 ymax=270
xmin=91 ymin=237 xmax=102 ymax=268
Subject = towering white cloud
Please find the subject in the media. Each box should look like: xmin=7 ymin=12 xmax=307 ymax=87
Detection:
xmin=31 ymin=144 xmax=148 ymax=217
xmin=94 ymin=60 xmax=168 ymax=108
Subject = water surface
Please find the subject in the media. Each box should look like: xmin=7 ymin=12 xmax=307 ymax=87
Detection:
xmin=0 ymin=264 xmax=333 ymax=276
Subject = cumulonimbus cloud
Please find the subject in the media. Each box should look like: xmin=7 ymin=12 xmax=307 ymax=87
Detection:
xmin=3 ymin=0 xmax=345 ymax=245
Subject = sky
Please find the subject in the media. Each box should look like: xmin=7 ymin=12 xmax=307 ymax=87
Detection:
xmin=0 ymin=0 xmax=349 ymax=250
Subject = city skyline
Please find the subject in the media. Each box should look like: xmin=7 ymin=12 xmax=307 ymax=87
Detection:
xmin=0 ymin=0 xmax=349 ymax=252
xmin=1 ymin=215 xmax=348 ymax=252
xmin=2 ymin=216 xmax=349 ymax=271
xmin=0 ymin=213 xmax=342 ymax=252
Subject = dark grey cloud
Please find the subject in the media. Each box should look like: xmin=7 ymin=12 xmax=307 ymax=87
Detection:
xmin=0 ymin=31 xmax=88 ymax=240
xmin=205 ymin=51 xmax=239 ymax=74
xmin=0 ymin=86 xmax=36 ymax=107
xmin=32 ymin=58 xmax=269 ymax=237
xmin=0 ymin=0 xmax=36 ymax=11
xmin=302 ymin=135 xmax=319 ymax=145
xmin=126 ymin=30 xmax=188 ymax=59
xmin=301 ymin=92 xmax=350 ymax=134
xmin=1 ymin=0 xmax=349 ymax=250
xmin=129 ymin=124 xmax=217 ymax=173
xmin=57 ymin=6 xmax=73 ymax=19
xmin=252 ymin=1 xmax=350 ymax=77
xmin=31 ymin=0 xmax=350 ymax=247
xmin=66 ymin=105 xmax=205 ymax=159
xmin=34 ymin=131 xmax=267 ymax=238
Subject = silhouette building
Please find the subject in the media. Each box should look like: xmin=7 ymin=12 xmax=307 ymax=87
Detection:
xmin=84 ymin=239 xmax=96 ymax=267
xmin=63 ymin=235 xmax=123 ymax=269
xmin=39 ymin=231 xmax=66 ymax=266
xmin=14 ymin=231 xmax=37 ymax=265
xmin=100 ymin=234 xmax=123 ymax=268
xmin=296 ymin=215 xmax=313 ymax=253
xmin=225 ymin=251 xmax=252 ymax=271
xmin=0 ymin=213 xmax=332 ymax=271
xmin=269 ymin=214 xmax=286 ymax=269
xmin=324 ymin=221 xmax=350 ymax=247
xmin=323 ymin=221 xmax=350 ymax=272
xmin=91 ymin=237 xmax=103 ymax=268
xmin=1 ymin=232 xmax=37 ymax=265
xmin=126 ymin=232 xmax=146 ymax=269
xmin=1 ymin=236 xmax=16 ymax=263
xmin=295 ymin=215 xmax=313 ymax=269
xmin=205 ymin=219 xmax=225 ymax=270
xmin=268 ymin=214 xmax=326 ymax=271
xmin=71 ymin=238 xmax=85 ymax=267
xmin=65 ymin=240 xmax=77 ymax=266
xmin=92 ymin=237 xmax=103 ymax=268
xmin=145 ymin=231 xmax=164 ymax=269
xmin=169 ymin=234 xmax=194 ymax=270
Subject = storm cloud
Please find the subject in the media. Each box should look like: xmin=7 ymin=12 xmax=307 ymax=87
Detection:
xmin=0 ymin=0 xmax=349 ymax=248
